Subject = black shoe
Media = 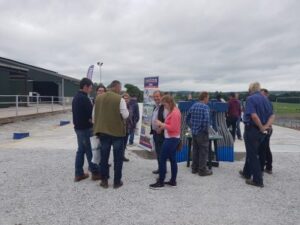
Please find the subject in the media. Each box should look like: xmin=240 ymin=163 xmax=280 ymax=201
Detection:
xmin=238 ymin=137 xmax=243 ymax=140
xmin=199 ymin=169 xmax=213 ymax=176
xmin=123 ymin=157 xmax=130 ymax=162
xmin=265 ymin=169 xmax=273 ymax=174
xmin=245 ymin=179 xmax=264 ymax=188
xmin=152 ymin=169 xmax=159 ymax=174
xmin=164 ymin=180 xmax=177 ymax=187
xmin=100 ymin=179 xmax=109 ymax=189
xmin=91 ymin=173 xmax=102 ymax=181
xmin=239 ymin=170 xmax=249 ymax=179
xmin=192 ymin=169 xmax=198 ymax=174
xmin=113 ymin=181 xmax=123 ymax=189
xmin=149 ymin=181 xmax=164 ymax=189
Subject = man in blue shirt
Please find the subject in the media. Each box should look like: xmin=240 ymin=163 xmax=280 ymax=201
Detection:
xmin=240 ymin=82 xmax=274 ymax=187
xmin=186 ymin=92 xmax=212 ymax=176
xmin=72 ymin=78 xmax=101 ymax=182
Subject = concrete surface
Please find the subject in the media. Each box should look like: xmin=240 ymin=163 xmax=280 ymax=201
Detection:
xmin=0 ymin=113 xmax=299 ymax=225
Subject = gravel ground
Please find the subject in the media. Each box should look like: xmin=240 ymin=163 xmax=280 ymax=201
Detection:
xmin=0 ymin=113 xmax=299 ymax=225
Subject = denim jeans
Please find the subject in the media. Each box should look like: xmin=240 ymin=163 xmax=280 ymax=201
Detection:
xmin=99 ymin=133 xmax=124 ymax=183
xmin=236 ymin=117 xmax=242 ymax=139
xmin=153 ymin=131 xmax=165 ymax=169
xmin=123 ymin=133 xmax=129 ymax=157
xmin=129 ymin=130 xmax=135 ymax=145
xmin=75 ymin=128 xmax=99 ymax=177
xmin=159 ymin=138 xmax=180 ymax=183
xmin=243 ymin=126 xmax=265 ymax=185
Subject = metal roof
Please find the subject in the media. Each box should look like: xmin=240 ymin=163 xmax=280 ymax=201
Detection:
xmin=0 ymin=62 xmax=29 ymax=72
xmin=0 ymin=57 xmax=80 ymax=83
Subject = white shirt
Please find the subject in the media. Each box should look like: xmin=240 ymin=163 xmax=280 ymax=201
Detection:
xmin=151 ymin=104 xmax=168 ymax=131
xmin=151 ymin=105 xmax=160 ymax=131
xmin=164 ymin=129 xmax=180 ymax=139
xmin=120 ymin=98 xmax=129 ymax=119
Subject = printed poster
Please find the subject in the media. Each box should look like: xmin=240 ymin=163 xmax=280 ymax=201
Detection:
xmin=139 ymin=76 xmax=159 ymax=151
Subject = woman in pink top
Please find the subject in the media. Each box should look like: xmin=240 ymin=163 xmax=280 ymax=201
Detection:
xmin=150 ymin=95 xmax=181 ymax=189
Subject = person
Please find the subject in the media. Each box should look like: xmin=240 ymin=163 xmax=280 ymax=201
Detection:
xmin=216 ymin=93 xmax=226 ymax=102
xmin=226 ymin=92 xmax=242 ymax=141
xmin=235 ymin=93 xmax=243 ymax=140
xmin=91 ymin=83 xmax=107 ymax=165
xmin=186 ymin=91 xmax=212 ymax=176
xmin=72 ymin=78 xmax=101 ymax=182
xmin=240 ymin=82 xmax=274 ymax=187
xmin=259 ymin=88 xmax=274 ymax=174
xmin=96 ymin=83 xmax=106 ymax=96
xmin=92 ymin=84 xmax=107 ymax=121
xmin=94 ymin=80 xmax=129 ymax=189
xmin=149 ymin=95 xmax=181 ymax=189
xmin=127 ymin=96 xmax=140 ymax=145
xmin=150 ymin=90 xmax=165 ymax=174
xmin=122 ymin=93 xmax=131 ymax=162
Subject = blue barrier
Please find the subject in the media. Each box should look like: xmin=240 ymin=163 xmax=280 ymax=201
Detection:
xmin=176 ymin=144 xmax=189 ymax=163
xmin=60 ymin=120 xmax=70 ymax=126
xmin=212 ymin=102 xmax=228 ymax=112
xmin=216 ymin=146 xmax=234 ymax=162
xmin=13 ymin=132 xmax=30 ymax=140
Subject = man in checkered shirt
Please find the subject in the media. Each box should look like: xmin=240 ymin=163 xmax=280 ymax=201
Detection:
xmin=186 ymin=92 xmax=212 ymax=176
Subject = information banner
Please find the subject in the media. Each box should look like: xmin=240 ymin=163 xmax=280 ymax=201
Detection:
xmin=139 ymin=76 xmax=159 ymax=151
xmin=86 ymin=65 xmax=94 ymax=80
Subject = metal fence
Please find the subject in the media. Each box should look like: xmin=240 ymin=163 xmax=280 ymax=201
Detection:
xmin=0 ymin=95 xmax=73 ymax=118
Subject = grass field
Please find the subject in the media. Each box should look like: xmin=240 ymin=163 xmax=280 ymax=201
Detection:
xmin=272 ymin=102 xmax=300 ymax=116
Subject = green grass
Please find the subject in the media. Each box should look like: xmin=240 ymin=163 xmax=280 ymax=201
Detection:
xmin=272 ymin=102 xmax=300 ymax=115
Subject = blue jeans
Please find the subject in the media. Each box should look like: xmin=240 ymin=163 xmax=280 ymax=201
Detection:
xmin=99 ymin=133 xmax=124 ymax=183
xmin=153 ymin=131 xmax=165 ymax=169
xmin=243 ymin=126 xmax=265 ymax=184
xmin=159 ymin=138 xmax=180 ymax=183
xmin=129 ymin=130 xmax=135 ymax=144
xmin=123 ymin=133 xmax=129 ymax=157
xmin=75 ymin=128 xmax=99 ymax=177
xmin=236 ymin=117 xmax=242 ymax=139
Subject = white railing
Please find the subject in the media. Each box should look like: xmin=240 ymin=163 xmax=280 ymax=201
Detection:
xmin=0 ymin=95 xmax=73 ymax=118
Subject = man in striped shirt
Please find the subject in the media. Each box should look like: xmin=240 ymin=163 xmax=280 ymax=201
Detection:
xmin=186 ymin=92 xmax=212 ymax=176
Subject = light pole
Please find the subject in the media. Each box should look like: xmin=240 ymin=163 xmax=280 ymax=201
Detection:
xmin=97 ymin=61 xmax=103 ymax=83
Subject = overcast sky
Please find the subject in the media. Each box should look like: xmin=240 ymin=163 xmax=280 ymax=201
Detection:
xmin=0 ymin=0 xmax=299 ymax=91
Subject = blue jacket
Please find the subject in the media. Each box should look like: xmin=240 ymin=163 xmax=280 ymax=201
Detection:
xmin=126 ymin=99 xmax=140 ymax=133
xmin=72 ymin=91 xmax=93 ymax=130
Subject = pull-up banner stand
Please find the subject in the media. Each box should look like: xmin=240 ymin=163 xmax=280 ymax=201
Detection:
xmin=139 ymin=76 xmax=159 ymax=151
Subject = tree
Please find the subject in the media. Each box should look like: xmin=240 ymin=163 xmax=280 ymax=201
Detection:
xmin=124 ymin=83 xmax=143 ymax=102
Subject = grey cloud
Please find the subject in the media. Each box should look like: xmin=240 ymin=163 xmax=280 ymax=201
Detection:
xmin=0 ymin=0 xmax=299 ymax=92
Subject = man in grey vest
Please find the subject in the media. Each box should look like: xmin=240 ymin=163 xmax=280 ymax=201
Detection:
xmin=94 ymin=80 xmax=129 ymax=189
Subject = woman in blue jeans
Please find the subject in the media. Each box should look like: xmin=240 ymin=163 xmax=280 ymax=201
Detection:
xmin=149 ymin=95 xmax=181 ymax=189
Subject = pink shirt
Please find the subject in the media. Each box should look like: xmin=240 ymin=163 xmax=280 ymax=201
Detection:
xmin=164 ymin=107 xmax=181 ymax=138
